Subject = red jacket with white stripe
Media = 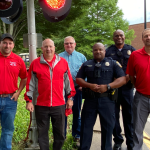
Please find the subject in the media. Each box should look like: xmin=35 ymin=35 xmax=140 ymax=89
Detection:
xmin=24 ymin=54 xmax=76 ymax=107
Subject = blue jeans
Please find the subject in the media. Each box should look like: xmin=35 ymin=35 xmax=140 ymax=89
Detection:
xmin=0 ymin=96 xmax=17 ymax=150
xmin=64 ymin=88 xmax=82 ymax=139
xmin=72 ymin=88 xmax=82 ymax=138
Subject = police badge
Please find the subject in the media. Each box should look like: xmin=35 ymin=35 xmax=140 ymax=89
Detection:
xmin=127 ymin=50 xmax=131 ymax=55
xmin=105 ymin=62 xmax=110 ymax=66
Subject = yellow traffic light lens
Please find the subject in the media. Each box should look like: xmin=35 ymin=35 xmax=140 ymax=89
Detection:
xmin=45 ymin=0 xmax=65 ymax=9
xmin=0 ymin=0 xmax=13 ymax=10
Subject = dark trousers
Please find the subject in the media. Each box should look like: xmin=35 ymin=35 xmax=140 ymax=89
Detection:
xmin=113 ymin=87 xmax=134 ymax=149
xmin=79 ymin=97 xmax=115 ymax=150
xmin=35 ymin=105 xmax=65 ymax=150
xmin=64 ymin=88 xmax=82 ymax=138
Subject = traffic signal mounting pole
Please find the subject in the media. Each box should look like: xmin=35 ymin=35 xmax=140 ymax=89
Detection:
xmin=144 ymin=0 xmax=147 ymax=29
xmin=25 ymin=0 xmax=39 ymax=149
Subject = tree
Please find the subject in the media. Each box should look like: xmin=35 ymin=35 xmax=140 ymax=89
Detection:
xmin=53 ymin=0 xmax=135 ymax=59
xmin=0 ymin=0 xmax=96 ymax=54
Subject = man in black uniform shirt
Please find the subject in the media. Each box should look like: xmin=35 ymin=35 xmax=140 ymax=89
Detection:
xmin=105 ymin=29 xmax=136 ymax=150
xmin=76 ymin=43 xmax=126 ymax=150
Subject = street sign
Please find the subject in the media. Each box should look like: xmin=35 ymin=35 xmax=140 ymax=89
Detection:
xmin=23 ymin=33 xmax=42 ymax=48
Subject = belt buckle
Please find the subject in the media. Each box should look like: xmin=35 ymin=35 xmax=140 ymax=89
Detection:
xmin=0 ymin=94 xmax=3 ymax=98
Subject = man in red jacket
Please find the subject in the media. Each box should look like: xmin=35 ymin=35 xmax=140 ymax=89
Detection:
xmin=25 ymin=39 xmax=76 ymax=150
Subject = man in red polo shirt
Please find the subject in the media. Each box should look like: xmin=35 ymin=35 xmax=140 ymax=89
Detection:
xmin=126 ymin=28 xmax=150 ymax=150
xmin=0 ymin=33 xmax=27 ymax=150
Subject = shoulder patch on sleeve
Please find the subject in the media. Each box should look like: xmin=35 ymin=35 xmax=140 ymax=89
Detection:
xmin=116 ymin=61 xmax=122 ymax=68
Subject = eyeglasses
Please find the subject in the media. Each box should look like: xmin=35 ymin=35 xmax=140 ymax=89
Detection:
xmin=64 ymin=42 xmax=74 ymax=45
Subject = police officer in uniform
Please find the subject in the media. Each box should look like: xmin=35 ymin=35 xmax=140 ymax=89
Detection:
xmin=105 ymin=30 xmax=136 ymax=150
xmin=76 ymin=43 xmax=126 ymax=150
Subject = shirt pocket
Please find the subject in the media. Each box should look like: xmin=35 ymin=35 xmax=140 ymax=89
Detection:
xmin=85 ymin=67 xmax=94 ymax=78
xmin=123 ymin=55 xmax=130 ymax=66
xmin=110 ymin=55 xmax=119 ymax=61
xmin=101 ymin=68 xmax=113 ymax=80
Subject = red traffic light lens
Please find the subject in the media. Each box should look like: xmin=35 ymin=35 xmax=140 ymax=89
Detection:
xmin=45 ymin=0 xmax=65 ymax=10
xmin=0 ymin=0 xmax=13 ymax=10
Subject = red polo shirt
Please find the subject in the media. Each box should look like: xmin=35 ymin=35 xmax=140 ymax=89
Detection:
xmin=126 ymin=47 xmax=150 ymax=95
xmin=0 ymin=52 xmax=27 ymax=94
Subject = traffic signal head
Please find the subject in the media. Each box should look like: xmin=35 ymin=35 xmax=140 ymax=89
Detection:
xmin=0 ymin=0 xmax=23 ymax=24
xmin=38 ymin=0 xmax=72 ymax=22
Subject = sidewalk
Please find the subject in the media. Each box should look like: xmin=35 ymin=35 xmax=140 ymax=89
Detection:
xmin=90 ymin=112 xmax=127 ymax=150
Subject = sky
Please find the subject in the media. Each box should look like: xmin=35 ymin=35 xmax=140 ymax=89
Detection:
xmin=117 ymin=0 xmax=150 ymax=25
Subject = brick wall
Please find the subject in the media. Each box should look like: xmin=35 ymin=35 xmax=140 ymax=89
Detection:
xmin=129 ymin=22 xmax=150 ymax=50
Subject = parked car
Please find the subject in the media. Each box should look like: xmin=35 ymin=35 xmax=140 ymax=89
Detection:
xmin=19 ymin=53 xmax=29 ymax=68
xmin=19 ymin=53 xmax=29 ymax=62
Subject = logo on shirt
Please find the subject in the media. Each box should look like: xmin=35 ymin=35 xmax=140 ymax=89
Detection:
xmin=10 ymin=61 xmax=17 ymax=66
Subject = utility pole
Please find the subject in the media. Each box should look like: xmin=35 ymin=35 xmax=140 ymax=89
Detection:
xmin=25 ymin=0 xmax=39 ymax=149
xmin=144 ymin=0 xmax=147 ymax=29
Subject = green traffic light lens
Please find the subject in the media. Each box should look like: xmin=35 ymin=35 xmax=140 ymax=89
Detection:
xmin=0 ymin=0 xmax=13 ymax=10
xmin=45 ymin=0 xmax=65 ymax=10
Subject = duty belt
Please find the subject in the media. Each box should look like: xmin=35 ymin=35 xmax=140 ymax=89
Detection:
xmin=0 ymin=93 xmax=14 ymax=98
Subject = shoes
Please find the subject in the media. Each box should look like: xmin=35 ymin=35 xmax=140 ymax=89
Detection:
xmin=74 ymin=138 xmax=80 ymax=148
xmin=113 ymin=143 xmax=121 ymax=150
xmin=127 ymin=148 xmax=133 ymax=150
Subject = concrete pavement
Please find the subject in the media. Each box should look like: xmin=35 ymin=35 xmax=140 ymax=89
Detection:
xmin=90 ymin=111 xmax=150 ymax=150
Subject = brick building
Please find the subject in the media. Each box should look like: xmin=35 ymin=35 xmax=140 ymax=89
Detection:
xmin=129 ymin=22 xmax=150 ymax=50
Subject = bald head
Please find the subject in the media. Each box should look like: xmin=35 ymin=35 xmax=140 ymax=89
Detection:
xmin=93 ymin=43 xmax=106 ymax=62
xmin=142 ymin=28 xmax=150 ymax=38
xmin=113 ymin=29 xmax=125 ymax=46
xmin=93 ymin=43 xmax=105 ymax=50
xmin=41 ymin=38 xmax=55 ymax=61
xmin=42 ymin=39 xmax=54 ymax=47
xmin=113 ymin=29 xmax=124 ymax=37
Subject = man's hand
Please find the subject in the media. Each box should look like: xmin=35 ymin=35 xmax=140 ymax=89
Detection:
xmin=96 ymin=85 xmax=107 ymax=93
xmin=66 ymin=99 xmax=73 ymax=109
xmin=126 ymin=74 xmax=130 ymax=84
xmin=78 ymin=87 xmax=82 ymax=91
xmin=11 ymin=92 xmax=20 ymax=101
xmin=89 ymin=84 xmax=99 ymax=92
xmin=26 ymin=102 xmax=34 ymax=112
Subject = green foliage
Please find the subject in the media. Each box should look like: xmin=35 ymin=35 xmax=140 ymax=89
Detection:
xmin=54 ymin=0 xmax=135 ymax=59
xmin=0 ymin=0 xmax=135 ymax=59
xmin=12 ymin=88 xmax=30 ymax=143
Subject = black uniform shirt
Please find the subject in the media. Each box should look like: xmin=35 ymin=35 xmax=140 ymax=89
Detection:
xmin=105 ymin=44 xmax=136 ymax=73
xmin=76 ymin=57 xmax=125 ymax=85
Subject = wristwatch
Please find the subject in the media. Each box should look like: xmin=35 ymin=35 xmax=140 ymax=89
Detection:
xmin=107 ymin=84 xmax=111 ymax=90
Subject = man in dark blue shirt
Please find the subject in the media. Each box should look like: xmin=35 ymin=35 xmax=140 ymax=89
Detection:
xmin=76 ymin=43 xmax=126 ymax=150
xmin=105 ymin=29 xmax=136 ymax=150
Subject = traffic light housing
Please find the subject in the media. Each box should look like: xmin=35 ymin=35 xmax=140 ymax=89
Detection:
xmin=0 ymin=0 xmax=23 ymax=24
xmin=38 ymin=0 xmax=72 ymax=22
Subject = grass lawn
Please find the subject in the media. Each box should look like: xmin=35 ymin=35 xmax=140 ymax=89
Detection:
xmin=0 ymin=87 xmax=77 ymax=150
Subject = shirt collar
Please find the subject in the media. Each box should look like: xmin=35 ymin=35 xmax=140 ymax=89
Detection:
xmin=65 ymin=49 xmax=76 ymax=55
xmin=140 ymin=47 xmax=149 ymax=55
xmin=93 ymin=57 xmax=106 ymax=63
xmin=0 ymin=51 xmax=14 ymax=58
